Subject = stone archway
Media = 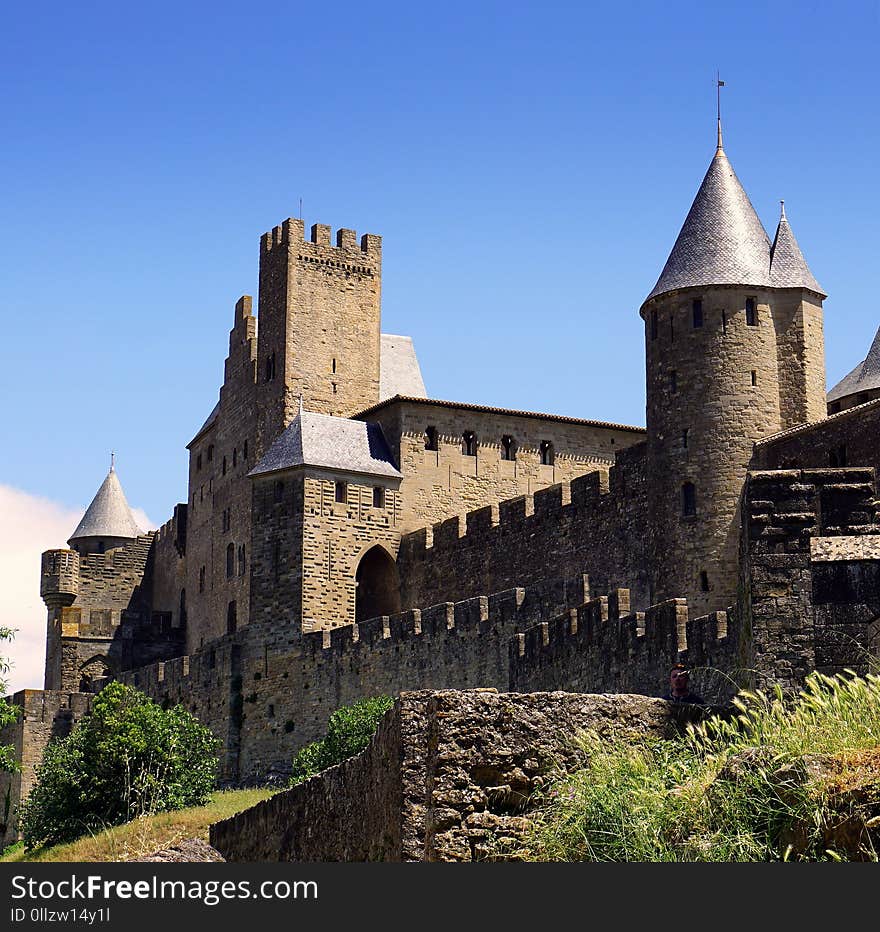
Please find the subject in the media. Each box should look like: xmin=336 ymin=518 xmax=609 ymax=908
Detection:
xmin=355 ymin=546 xmax=401 ymax=623
xmin=79 ymin=655 xmax=112 ymax=693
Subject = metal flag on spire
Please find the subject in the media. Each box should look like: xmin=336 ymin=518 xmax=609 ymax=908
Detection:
xmin=716 ymin=71 xmax=725 ymax=150
xmin=110 ymin=450 xmax=115 ymax=470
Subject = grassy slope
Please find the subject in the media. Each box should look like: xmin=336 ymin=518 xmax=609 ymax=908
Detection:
xmin=1 ymin=788 xmax=275 ymax=863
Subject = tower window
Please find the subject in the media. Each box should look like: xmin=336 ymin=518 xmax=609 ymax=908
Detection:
xmin=199 ymin=566 xmax=206 ymax=593
xmin=700 ymin=571 xmax=709 ymax=592
xmin=670 ymin=316 xmax=675 ymax=342
xmin=243 ymin=439 xmax=248 ymax=460
xmin=682 ymin=428 xmax=689 ymax=449
xmin=332 ymin=382 xmax=337 ymax=394
xmin=425 ymin=426 xmax=438 ymax=451
xmin=539 ymin=440 xmax=554 ymax=466
xmin=501 ymin=435 xmax=516 ymax=461
xmin=227 ymin=600 xmax=237 ymax=635
xmin=265 ymin=352 xmax=277 ymax=382
xmin=332 ymin=357 xmax=337 ymax=374
xmin=238 ymin=544 xmax=246 ymax=577
xmin=232 ymin=448 xmax=237 ymax=468
xmin=682 ymin=482 xmax=697 ymax=517
xmin=196 ymin=453 xmax=202 ymax=471
xmin=207 ymin=445 xmax=214 ymax=462
xmin=669 ymin=370 xmax=678 ymax=394
xmin=372 ymin=487 xmax=385 ymax=508
xmin=226 ymin=543 xmax=235 ymax=578
xmin=222 ymin=456 xmax=227 ymax=476
xmin=692 ymin=299 xmax=703 ymax=328
xmin=335 ymin=481 xmax=347 ymax=503
xmin=650 ymin=309 xmax=658 ymax=341
xmin=462 ymin=431 xmax=477 ymax=457
xmin=750 ymin=370 xmax=757 ymax=386
xmin=746 ymin=298 xmax=757 ymax=326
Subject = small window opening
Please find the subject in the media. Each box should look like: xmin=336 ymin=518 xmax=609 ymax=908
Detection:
xmin=700 ymin=571 xmax=709 ymax=592
xmin=746 ymin=298 xmax=757 ymax=326
xmin=373 ymin=487 xmax=385 ymax=508
xmin=692 ymin=299 xmax=703 ymax=328
xmin=682 ymin=428 xmax=689 ymax=449
xmin=335 ymin=481 xmax=347 ymax=503
xmin=500 ymin=435 xmax=516 ymax=461
xmin=829 ymin=444 xmax=848 ymax=468
xmin=332 ymin=382 xmax=337 ymax=394
xmin=233 ymin=448 xmax=237 ymax=467
xmin=462 ymin=431 xmax=477 ymax=457
xmin=650 ymin=309 xmax=658 ymax=341
xmin=207 ymin=445 xmax=214 ymax=462
xmin=751 ymin=370 xmax=757 ymax=386
xmin=226 ymin=543 xmax=235 ymax=578
xmin=539 ymin=440 xmax=555 ymax=466
xmin=196 ymin=453 xmax=202 ymax=471
xmin=97 ymin=541 xmax=105 ymax=554
xmin=243 ymin=439 xmax=248 ymax=460
xmin=670 ymin=370 xmax=678 ymax=394
xmin=425 ymin=426 xmax=438 ymax=451
xmin=222 ymin=456 xmax=227 ymax=476
xmin=238 ymin=544 xmax=246 ymax=577
xmin=682 ymin=482 xmax=697 ymax=517
xmin=670 ymin=316 xmax=675 ymax=342
xmin=199 ymin=566 xmax=206 ymax=593
xmin=227 ymin=600 xmax=237 ymax=635
xmin=828 ymin=401 xmax=841 ymax=415
xmin=332 ymin=358 xmax=337 ymax=373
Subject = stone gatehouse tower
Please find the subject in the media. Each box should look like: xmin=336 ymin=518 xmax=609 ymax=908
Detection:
xmin=641 ymin=124 xmax=827 ymax=615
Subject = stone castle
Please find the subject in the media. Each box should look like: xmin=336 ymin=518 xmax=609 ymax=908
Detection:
xmin=3 ymin=121 xmax=880 ymax=846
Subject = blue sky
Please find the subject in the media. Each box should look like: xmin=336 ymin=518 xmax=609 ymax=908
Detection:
xmin=2 ymin=0 xmax=878 ymax=526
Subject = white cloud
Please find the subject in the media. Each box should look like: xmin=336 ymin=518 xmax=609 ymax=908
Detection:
xmin=0 ymin=485 xmax=154 ymax=696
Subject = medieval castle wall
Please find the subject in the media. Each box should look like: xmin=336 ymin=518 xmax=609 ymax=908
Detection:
xmin=396 ymin=441 xmax=651 ymax=612
xmin=356 ymin=397 xmax=644 ymax=534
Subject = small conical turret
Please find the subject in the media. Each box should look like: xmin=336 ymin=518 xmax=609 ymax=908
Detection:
xmin=68 ymin=460 xmax=143 ymax=554
xmin=769 ymin=200 xmax=825 ymax=295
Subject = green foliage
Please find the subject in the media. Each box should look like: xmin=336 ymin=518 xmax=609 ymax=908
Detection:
xmin=20 ymin=682 xmax=220 ymax=848
xmin=526 ymin=671 xmax=880 ymax=862
xmin=0 ymin=627 xmax=22 ymax=776
xmin=289 ymin=695 xmax=393 ymax=786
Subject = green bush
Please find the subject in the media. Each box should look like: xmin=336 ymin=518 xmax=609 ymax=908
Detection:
xmin=525 ymin=671 xmax=880 ymax=862
xmin=290 ymin=695 xmax=393 ymax=786
xmin=20 ymin=682 xmax=219 ymax=848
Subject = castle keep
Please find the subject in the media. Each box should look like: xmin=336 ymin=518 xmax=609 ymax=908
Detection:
xmin=3 ymin=122 xmax=879 ymax=844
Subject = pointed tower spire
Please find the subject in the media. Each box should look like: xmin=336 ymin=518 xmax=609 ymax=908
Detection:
xmin=68 ymin=464 xmax=144 ymax=551
xmin=769 ymin=200 xmax=825 ymax=294
xmin=716 ymin=73 xmax=725 ymax=152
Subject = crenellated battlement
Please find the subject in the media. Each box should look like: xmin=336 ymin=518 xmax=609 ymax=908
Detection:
xmin=40 ymin=549 xmax=80 ymax=603
xmin=259 ymin=217 xmax=381 ymax=263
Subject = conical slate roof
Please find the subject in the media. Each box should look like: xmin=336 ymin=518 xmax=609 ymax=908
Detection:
xmin=828 ymin=325 xmax=880 ymax=402
xmin=769 ymin=203 xmax=825 ymax=294
xmin=68 ymin=466 xmax=143 ymax=545
xmin=644 ymin=143 xmax=824 ymax=304
xmin=645 ymin=144 xmax=771 ymax=302
xmin=249 ymin=404 xmax=401 ymax=480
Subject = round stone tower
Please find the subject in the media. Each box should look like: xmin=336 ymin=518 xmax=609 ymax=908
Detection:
xmin=641 ymin=124 xmax=826 ymax=616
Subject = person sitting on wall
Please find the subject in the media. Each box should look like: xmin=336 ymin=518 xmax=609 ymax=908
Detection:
xmin=663 ymin=663 xmax=704 ymax=704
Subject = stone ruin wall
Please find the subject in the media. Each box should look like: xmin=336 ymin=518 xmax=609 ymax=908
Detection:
xmin=211 ymin=690 xmax=710 ymax=862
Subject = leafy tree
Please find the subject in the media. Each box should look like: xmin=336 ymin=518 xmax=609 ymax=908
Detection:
xmin=0 ymin=627 xmax=21 ymax=773
xmin=20 ymin=682 xmax=219 ymax=848
xmin=290 ymin=695 xmax=393 ymax=786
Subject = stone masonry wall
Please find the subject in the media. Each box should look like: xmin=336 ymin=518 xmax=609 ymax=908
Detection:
xmin=741 ymin=467 xmax=880 ymax=692
xmin=210 ymin=690 xmax=709 ymax=862
xmin=357 ymin=397 xmax=644 ymax=534
xmin=753 ymin=397 xmax=880 ymax=477
xmin=397 ymin=441 xmax=651 ymax=612
xmin=0 ymin=690 xmax=92 ymax=847
xmin=119 ymin=569 xmax=736 ymax=784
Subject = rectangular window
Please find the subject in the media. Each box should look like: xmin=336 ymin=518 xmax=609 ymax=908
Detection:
xmin=751 ymin=370 xmax=757 ymax=386
xmin=670 ymin=370 xmax=678 ymax=394
xmin=372 ymin=487 xmax=385 ymax=508
xmin=335 ymin=481 xmax=347 ymax=504
xmin=746 ymin=297 xmax=757 ymax=326
xmin=682 ymin=428 xmax=689 ymax=449
xmin=650 ymin=310 xmax=658 ymax=341
xmin=692 ymin=299 xmax=703 ymax=328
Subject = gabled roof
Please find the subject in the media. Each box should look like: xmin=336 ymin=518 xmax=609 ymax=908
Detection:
xmin=828 ymin=325 xmax=880 ymax=402
xmin=380 ymin=334 xmax=427 ymax=400
xmin=769 ymin=202 xmax=825 ymax=294
xmin=69 ymin=467 xmax=143 ymax=545
xmin=249 ymin=406 xmax=401 ymax=480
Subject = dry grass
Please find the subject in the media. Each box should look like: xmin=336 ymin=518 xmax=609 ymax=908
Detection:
xmin=1 ymin=788 xmax=275 ymax=863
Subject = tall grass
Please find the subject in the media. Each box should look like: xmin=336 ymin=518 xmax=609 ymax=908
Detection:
xmin=524 ymin=671 xmax=880 ymax=862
